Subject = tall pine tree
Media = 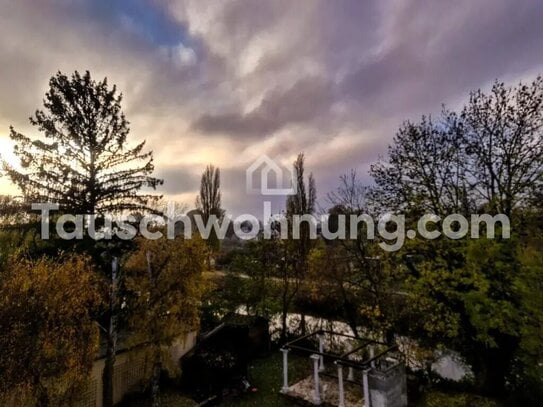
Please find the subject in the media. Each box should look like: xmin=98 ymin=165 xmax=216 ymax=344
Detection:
xmin=3 ymin=70 xmax=163 ymax=214
xmin=1 ymin=70 xmax=163 ymax=407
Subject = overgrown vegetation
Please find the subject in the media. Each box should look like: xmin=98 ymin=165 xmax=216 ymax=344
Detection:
xmin=0 ymin=71 xmax=541 ymax=406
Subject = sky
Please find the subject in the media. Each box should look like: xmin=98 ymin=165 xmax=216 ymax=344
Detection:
xmin=0 ymin=0 xmax=542 ymax=216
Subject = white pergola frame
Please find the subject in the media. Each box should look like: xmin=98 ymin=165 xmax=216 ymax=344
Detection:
xmin=280 ymin=330 xmax=398 ymax=406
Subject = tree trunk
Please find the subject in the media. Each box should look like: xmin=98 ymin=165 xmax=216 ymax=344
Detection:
xmin=103 ymin=259 xmax=119 ymax=407
xmin=473 ymin=334 xmax=518 ymax=397
xmin=299 ymin=313 xmax=307 ymax=336
xmin=36 ymin=390 xmax=49 ymax=407
xmin=103 ymin=343 xmax=115 ymax=407
xmin=280 ymin=268 xmax=289 ymax=343
xmin=281 ymin=304 xmax=288 ymax=344
xmin=151 ymin=353 xmax=161 ymax=407
xmin=34 ymin=379 xmax=48 ymax=407
xmin=340 ymin=287 xmax=360 ymax=339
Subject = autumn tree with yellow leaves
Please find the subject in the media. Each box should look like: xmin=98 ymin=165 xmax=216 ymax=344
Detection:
xmin=0 ymin=254 xmax=103 ymax=406
xmin=124 ymin=235 xmax=207 ymax=407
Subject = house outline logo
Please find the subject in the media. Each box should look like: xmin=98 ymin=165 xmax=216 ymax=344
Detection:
xmin=246 ymin=155 xmax=297 ymax=196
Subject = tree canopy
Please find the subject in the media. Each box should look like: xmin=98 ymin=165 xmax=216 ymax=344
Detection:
xmin=2 ymin=70 xmax=163 ymax=215
xmin=0 ymin=253 xmax=102 ymax=406
xmin=370 ymin=77 xmax=543 ymax=398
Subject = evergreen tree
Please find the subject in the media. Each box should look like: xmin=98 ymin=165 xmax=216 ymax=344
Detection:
xmin=1 ymin=70 xmax=163 ymax=407
xmin=2 ymin=70 xmax=163 ymax=215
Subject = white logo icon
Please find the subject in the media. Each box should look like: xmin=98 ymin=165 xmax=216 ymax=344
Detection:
xmin=246 ymin=155 xmax=297 ymax=196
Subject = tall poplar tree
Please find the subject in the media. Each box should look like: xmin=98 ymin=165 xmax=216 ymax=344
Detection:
xmin=286 ymin=153 xmax=316 ymax=335
xmin=196 ymin=164 xmax=224 ymax=254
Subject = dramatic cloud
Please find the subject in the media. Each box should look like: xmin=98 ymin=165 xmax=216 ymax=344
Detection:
xmin=192 ymin=77 xmax=334 ymax=136
xmin=0 ymin=0 xmax=542 ymax=215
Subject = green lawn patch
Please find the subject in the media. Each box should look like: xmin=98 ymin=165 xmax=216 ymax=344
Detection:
xmin=220 ymin=351 xmax=311 ymax=406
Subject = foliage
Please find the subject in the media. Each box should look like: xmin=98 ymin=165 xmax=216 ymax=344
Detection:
xmin=507 ymin=212 xmax=543 ymax=404
xmin=285 ymin=153 xmax=316 ymax=337
xmin=370 ymin=114 xmax=469 ymax=217
xmin=0 ymin=253 xmax=103 ymax=406
xmin=323 ymin=171 xmax=407 ymax=339
xmin=229 ymin=239 xmax=283 ymax=318
xmin=461 ymin=78 xmax=543 ymax=217
xmin=371 ymin=77 xmax=543 ymax=218
xmin=0 ymin=195 xmax=51 ymax=262
xmin=418 ymin=390 xmax=501 ymax=407
xmin=369 ymin=77 xmax=543 ymax=398
xmin=305 ymin=242 xmax=404 ymax=339
xmin=196 ymin=165 xmax=223 ymax=221
xmin=124 ymin=235 xmax=207 ymax=406
xmin=196 ymin=164 xmax=224 ymax=253
xmin=398 ymin=234 xmax=529 ymax=395
xmin=2 ymin=70 xmax=162 ymax=215
xmin=1 ymin=70 xmax=164 ymax=407
xmin=199 ymin=273 xmax=247 ymax=329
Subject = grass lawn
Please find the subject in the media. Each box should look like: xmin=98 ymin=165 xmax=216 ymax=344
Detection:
xmin=220 ymin=351 xmax=311 ymax=407
xmin=122 ymin=351 xmax=311 ymax=406
xmin=122 ymin=352 xmax=503 ymax=407
xmin=212 ymin=352 xmax=502 ymax=407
